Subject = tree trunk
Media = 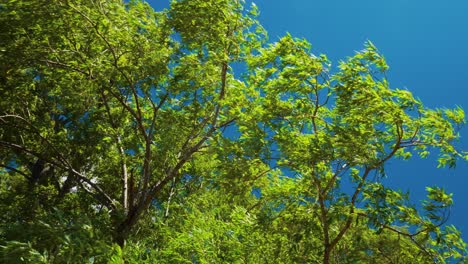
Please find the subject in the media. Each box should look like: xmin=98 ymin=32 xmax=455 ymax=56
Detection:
xmin=323 ymin=246 xmax=331 ymax=264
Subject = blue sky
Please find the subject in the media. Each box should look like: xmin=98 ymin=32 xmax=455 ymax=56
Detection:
xmin=254 ymin=0 xmax=468 ymax=239
xmin=149 ymin=0 xmax=468 ymax=241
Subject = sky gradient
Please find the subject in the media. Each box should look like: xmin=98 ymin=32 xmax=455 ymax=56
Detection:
xmin=256 ymin=0 xmax=468 ymax=240
xmin=149 ymin=0 xmax=468 ymax=241
xmin=253 ymin=0 xmax=468 ymax=240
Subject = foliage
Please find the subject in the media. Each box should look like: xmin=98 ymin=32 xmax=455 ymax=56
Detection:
xmin=0 ymin=0 xmax=467 ymax=263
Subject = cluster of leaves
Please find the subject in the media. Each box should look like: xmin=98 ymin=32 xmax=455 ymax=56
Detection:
xmin=0 ymin=0 xmax=467 ymax=263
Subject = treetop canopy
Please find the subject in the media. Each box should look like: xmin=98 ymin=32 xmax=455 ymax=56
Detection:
xmin=0 ymin=0 xmax=467 ymax=263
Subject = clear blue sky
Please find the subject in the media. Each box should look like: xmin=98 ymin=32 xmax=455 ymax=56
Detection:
xmin=254 ymin=0 xmax=468 ymax=240
xmin=149 ymin=0 xmax=468 ymax=241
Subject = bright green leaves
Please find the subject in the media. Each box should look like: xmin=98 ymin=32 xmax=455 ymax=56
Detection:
xmin=424 ymin=186 xmax=453 ymax=212
xmin=445 ymin=106 xmax=466 ymax=125
xmin=359 ymin=184 xmax=467 ymax=262
xmin=332 ymin=43 xmax=412 ymax=167
xmin=243 ymin=36 xmax=467 ymax=262
xmin=243 ymin=34 xmax=332 ymax=172
xmin=0 ymin=206 xmax=115 ymax=263
xmin=247 ymin=34 xmax=324 ymax=91
xmin=433 ymin=225 xmax=468 ymax=261
xmin=169 ymin=0 xmax=262 ymax=60
xmin=352 ymin=41 xmax=389 ymax=72
xmin=332 ymin=41 xmax=465 ymax=171
xmin=170 ymin=0 xmax=232 ymax=48
xmin=237 ymin=30 xmax=467 ymax=262
xmin=1 ymin=0 xmax=467 ymax=263
xmin=362 ymin=182 xmax=407 ymax=228
xmin=414 ymin=107 xmax=465 ymax=168
xmin=420 ymin=187 xmax=468 ymax=262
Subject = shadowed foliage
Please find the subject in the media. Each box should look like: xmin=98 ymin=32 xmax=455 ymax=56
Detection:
xmin=1 ymin=0 xmax=467 ymax=263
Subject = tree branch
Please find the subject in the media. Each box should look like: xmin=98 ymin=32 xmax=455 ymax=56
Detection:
xmin=0 ymin=163 xmax=30 ymax=179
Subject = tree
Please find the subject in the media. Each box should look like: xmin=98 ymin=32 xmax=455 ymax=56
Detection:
xmin=1 ymin=0 xmax=467 ymax=263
